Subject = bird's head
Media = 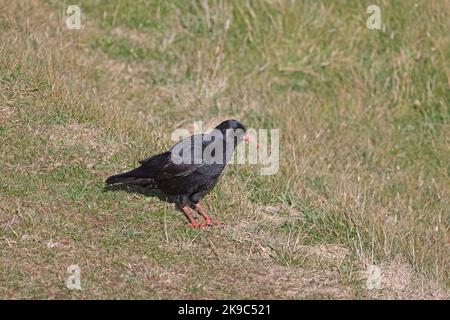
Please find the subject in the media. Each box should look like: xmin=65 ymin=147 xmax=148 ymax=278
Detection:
xmin=214 ymin=119 xmax=258 ymax=147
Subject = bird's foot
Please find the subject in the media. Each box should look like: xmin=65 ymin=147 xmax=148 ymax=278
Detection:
xmin=194 ymin=203 xmax=222 ymax=227
xmin=198 ymin=216 xmax=224 ymax=228
xmin=182 ymin=205 xmax=223 ymax=228
xmin=182 ymin=206 xmax=206 ymax=229
xmin=199 ymin=215 xmax=212 ymax=226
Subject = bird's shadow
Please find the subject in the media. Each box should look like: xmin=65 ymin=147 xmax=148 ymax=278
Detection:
xmin=102 ymin=184 xmax=174 ymax=204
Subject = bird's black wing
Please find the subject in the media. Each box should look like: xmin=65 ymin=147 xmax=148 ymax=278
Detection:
xmin=138 ymin=134 xmax=215 ymax=180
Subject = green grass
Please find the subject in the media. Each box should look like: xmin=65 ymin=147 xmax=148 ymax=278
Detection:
xmin=0 ymin=0 xmax=448 ymax=299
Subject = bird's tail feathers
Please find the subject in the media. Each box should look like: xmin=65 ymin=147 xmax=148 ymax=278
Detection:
xmin=105 ymin=167 xmax=157 ymax=188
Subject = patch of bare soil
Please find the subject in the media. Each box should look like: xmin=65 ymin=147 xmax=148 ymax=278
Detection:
xmin=361 ymin=256 xmax=449 ymax=299
xmin=206 ymin=261 xmax=354 ymax=299
xmin=110 ymin=27 xmax=151 ymax=47
xmin=19 ymin=122 xmax=126 ymax=173
xmin=0 ymin=106 xmax=15 ymax=120
xmin=259 ymin=204 xmax=301 ymax=225
xmin=299 ymin=243 xmax=350 ymax=263
xmin=48 ymin=122 xmax=123 ymax=157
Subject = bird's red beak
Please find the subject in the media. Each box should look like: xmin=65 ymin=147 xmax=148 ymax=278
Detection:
xmin=243 ymin=133 xmax=260 ymax=148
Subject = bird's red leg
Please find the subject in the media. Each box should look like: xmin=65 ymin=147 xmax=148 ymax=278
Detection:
xmin=194 ymin=203 xmax=217 ymax=226
xmin=181 ymin=206 xmax=204 ymax=228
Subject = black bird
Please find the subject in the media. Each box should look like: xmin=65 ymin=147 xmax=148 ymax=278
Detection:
xmin=105 ymin=119 xmax=256 ymax=228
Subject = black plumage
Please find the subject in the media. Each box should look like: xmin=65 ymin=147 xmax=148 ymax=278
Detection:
xmin=105 ymin=119 xmax=250 ymax=228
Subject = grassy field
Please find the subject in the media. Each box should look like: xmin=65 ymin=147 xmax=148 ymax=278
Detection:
xmin=0 ymin=0 xmax=448 ymax=299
